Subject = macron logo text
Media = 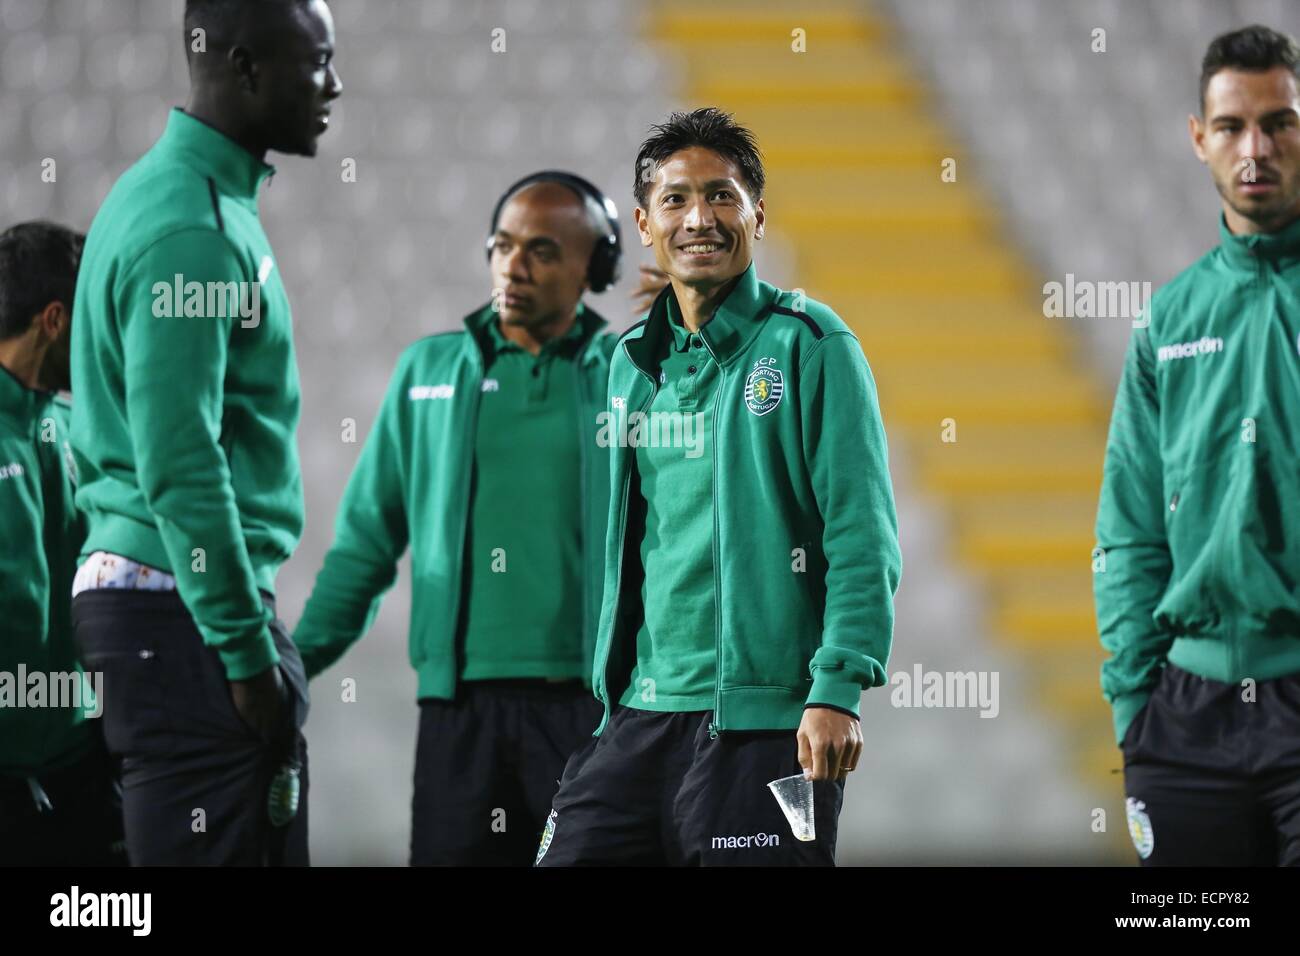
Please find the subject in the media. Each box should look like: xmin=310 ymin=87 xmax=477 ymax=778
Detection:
xmin=711 ymin=832 xmax=781 ymax=850
xmin=1157 ymin=336 xmax=1224 ymax=363
xmin=408 ymin=384 xmax=455 ymax=401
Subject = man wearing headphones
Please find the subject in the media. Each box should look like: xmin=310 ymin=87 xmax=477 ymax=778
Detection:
xmin=293 ymin=172 xmax=621 ymax=865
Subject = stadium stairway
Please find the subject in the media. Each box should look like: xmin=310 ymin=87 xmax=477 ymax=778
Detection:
xmin=644 ymin=0 xmax=1129 ymax=861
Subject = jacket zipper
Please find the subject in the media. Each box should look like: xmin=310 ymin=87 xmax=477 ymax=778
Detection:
xmin=573 ymin=358 xmax=590 ymax=648
xmin=704 ymin=338 xmax=726 ymax=739
xmin=597 ymin=346 xmax=657 ymax=726
xmin=1232 ymin=256 xmax=1269 ymax=678
xmin=448 ymin=344 xmax=485 ymax=665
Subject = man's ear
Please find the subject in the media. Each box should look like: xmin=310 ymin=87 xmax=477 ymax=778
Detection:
xmin=229 ymin=44 xmax=258 ymax=93
xmin=1188 ymin=113 xmax=1208 ymax=164
xmin=753 ymin=197 xmax=765 ymax=241
xmin=634 ymin=207 xmax=653 ymax=248
xmin=35 ymin=301 xmax=68 ymax=342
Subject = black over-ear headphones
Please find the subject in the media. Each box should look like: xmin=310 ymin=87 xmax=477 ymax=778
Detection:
xmin=486 ymin=170 xmax=623 ymax=294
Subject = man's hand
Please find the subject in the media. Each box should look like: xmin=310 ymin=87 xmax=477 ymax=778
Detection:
xmin=797 ymin=707 xmax=862 ymax=781
xmin=629 ymin=264 xmax=670 ymax=315
xmin=230 ymin=665 xmax=286 ymax=741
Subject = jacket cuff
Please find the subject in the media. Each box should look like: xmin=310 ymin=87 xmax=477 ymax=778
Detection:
xmin=1111 ymin=690 xmax=1152 ymax=747
xmin=804 ymin=702 xmax=860 ymax=721
xmin=217 ymin=628 xmax=280 ymax=681
xmin=805 ymin=667 xmax=863 ymax=718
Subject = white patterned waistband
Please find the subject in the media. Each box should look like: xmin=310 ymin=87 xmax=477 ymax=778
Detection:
xmin=72 ymin=551 xmax=178 ymax=598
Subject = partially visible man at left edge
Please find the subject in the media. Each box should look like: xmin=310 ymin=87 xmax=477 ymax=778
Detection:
xmin=68 ymin=0 xmax=341 ymax=865
xmin=0 ymin=221 xmax=125 ymax=866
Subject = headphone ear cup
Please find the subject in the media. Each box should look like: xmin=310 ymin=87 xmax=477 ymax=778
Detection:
xmin=604 ymin=239 xmax=622 ymax=287
xmin=588 ymin=246 xmax=605 ymax=293
xmin=587 ymin=235 xmax=619 ymax=294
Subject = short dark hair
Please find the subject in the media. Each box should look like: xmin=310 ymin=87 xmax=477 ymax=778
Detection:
xmin=633 ymin=107 xmax=765 ymax=208
xmin=183 ymin=0 xmax=310 ymax=61
xmin=1200 ymin=24 xmax=1300 ymax=114
xmin=0 ymin=221 xmax=84 ymax=341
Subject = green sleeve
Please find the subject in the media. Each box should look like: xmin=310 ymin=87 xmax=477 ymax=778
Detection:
xmin=293 ymin=353 xmax=410 ymax=678
xmin=119 ymin=229 xmax=276 ymax=680
xmin=799 ymin=331 xmax=902 ymax=717
xmin=51 ymin=398 xmax=87 ymax=557
xmin=1094 ymin=326 xmax=1174 ymax=744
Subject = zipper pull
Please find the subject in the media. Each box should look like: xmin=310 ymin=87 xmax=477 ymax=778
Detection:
xmin=27 ymin=777 xmax=54 ymax=813
xmin=707 ymin=722 xmax=719 ymax=740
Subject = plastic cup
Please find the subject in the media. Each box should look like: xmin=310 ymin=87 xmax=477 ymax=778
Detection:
xmin=767 ymin=772 xmax=816 ymax=841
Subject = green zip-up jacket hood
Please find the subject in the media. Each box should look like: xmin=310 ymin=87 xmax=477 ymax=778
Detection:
xmin=0 ymin=370 xmax=95 ymax=775
xmin=293 ymin=303 xmax=618 ymax=697
xmin=593 ymin=262 xmax=902 ymax=735
xmin=70 ymin=109 xmax=303 ymax=680
xmin=1095 ymin=213 xmax=1300 ymax=745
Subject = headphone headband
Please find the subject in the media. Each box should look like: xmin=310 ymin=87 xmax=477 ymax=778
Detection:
xmin=486 ymin=170 xmax=623 ymax=293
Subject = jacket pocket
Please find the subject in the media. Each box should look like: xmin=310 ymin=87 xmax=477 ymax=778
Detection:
xmin=1119 ymin=698 xmax=1151 ymax=760
xmin=1219 ymin=445 xmax=1300 ymax=632
xmin=71 ymin=591 xmax=177 ymax=756
xmin=1155 ymin=458 xmax=1224 ymax=633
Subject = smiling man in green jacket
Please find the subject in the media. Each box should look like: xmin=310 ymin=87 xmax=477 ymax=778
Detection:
xmin=293 ymin=172 xmax=621 ymax=866
xmin=1095 ymin=24 xmax=1300 ymax=866
xmin=536 ymin=108 xmax=902 ymax=867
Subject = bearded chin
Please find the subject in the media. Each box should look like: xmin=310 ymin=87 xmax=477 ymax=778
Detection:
xmin=1217 ymin=173 xmax=1298 ymax=228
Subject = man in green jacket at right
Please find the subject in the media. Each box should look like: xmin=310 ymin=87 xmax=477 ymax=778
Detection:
xmin=293 ymin=172 xmax=621 ymax=865
xmin=537 ymin=109 xmax=902 ymax=867
xmin=1095 ymin=24 xmax=1300 ymax=866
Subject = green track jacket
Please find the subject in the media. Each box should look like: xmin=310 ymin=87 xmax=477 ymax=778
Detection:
xmin=1095 ymin=214 xmax=1300 ymax=745
xmin=0 ymin=373 xmax=94 ymax=775
xmin=594 ymin=263 xmax=902 ymax=735
xmin=70 ymin=109 xmax=303 ymax=681
xmin=293 ymin=304 xmax=618 ymax=698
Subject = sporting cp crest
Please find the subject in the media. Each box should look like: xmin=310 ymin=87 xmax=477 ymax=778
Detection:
xmin=535 ymin=809 xmax=558 ymax=865
xmin=267 ymin=762 xmax=301 ymax=828
xmin=744 ymin=361 xmax=784 ymax=416
xmin=1125 ymin=797 xmax=1154 ymax=860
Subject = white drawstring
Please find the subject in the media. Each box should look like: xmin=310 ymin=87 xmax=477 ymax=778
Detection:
xmin=26 ymin=777 xmax=53 ymax=813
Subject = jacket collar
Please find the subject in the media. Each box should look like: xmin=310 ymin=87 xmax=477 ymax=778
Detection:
xmin=485 ymin=306 xmax=589 ymax=357
xmin=157 ymin=108 xmax=275 ymax=202
xmin=626 ymin=261 xmax=772 ymax=373
xmin=463 ymin=301 xmax=609 ymax=367
xmin=0 ymin=361 xmax=52 ymax=427
xmin=1218 ymin=211 xmax=1300 ymax=271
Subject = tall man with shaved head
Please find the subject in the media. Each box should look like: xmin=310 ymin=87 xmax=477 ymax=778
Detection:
xmin=1095 ymin=24 xmax=1300 ymax=865
xmin=69 ymin=0 xmax=341 ymax=865
xmin=293 ymin=172 xmax=622 ymax=865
